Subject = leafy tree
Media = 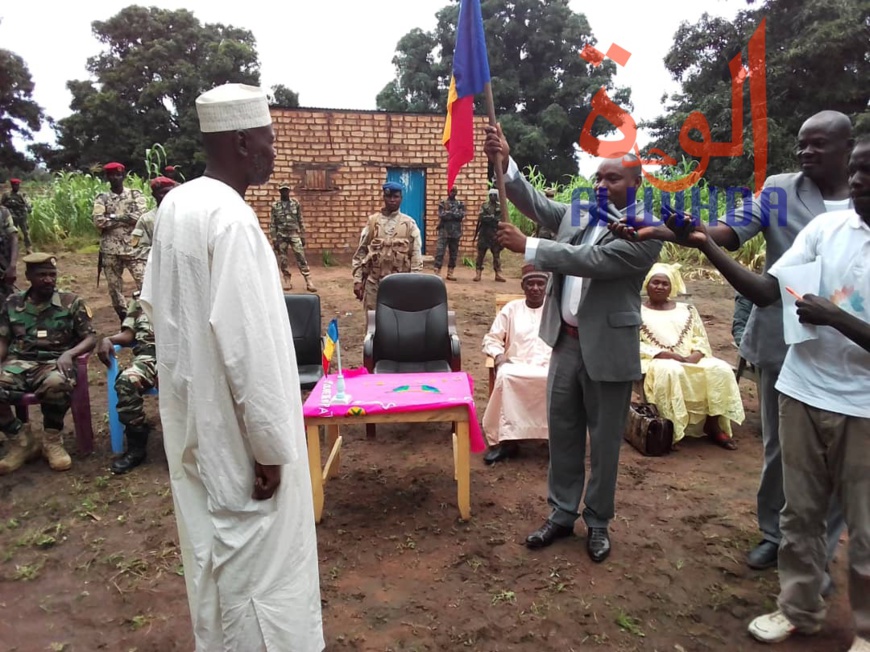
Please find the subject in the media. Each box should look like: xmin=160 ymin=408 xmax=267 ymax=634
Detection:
xmin=0 ymin=48 xmax=44 ymax=175
xmin=269 ymin=84 xmax=300 ymax=108
xmin=376 ymin=0 xmax=630 ymax=182
xmin=46 ymin=6 xmax=260 ymax=175
xmin=644 ymin=0 xmax=870 ymax=189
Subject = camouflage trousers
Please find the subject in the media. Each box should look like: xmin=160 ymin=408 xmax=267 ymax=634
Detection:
xmin=11 ymin=214 xmax=30 ymax=250
xmin=104 ymin=254 xmax=146 ymax=315
xmin=115 ymin=356 xmax=157 ymax=428
xmin=274 ymin=237 xmax=310 ymax=277
xmin=0 ymin=360 xmax=75 ymax=430
xmin=362 ymin=277 xmax=381 ymax=312
xmin=475 ymin=244 xmax=503 ymax=272
xmin=434 ymin=235 xmax=460 ymax=270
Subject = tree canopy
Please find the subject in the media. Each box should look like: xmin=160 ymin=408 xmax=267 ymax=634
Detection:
xmin=0 ymin=47 xmax=45 ymax=176
xmin=376 ymin=0 xmax=630 ymax=182
xmin=643 ymin=0 xmax=870 ymax=189
xmin=43 ymin=6 xmax=264 ymax=176
xmin=269 ymin=84 xmax=300 ymax=108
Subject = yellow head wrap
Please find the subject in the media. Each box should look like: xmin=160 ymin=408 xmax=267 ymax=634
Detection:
xmin=643 ymin=262 xmax=687 ymax=296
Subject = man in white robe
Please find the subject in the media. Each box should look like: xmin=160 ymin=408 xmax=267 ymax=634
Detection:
xmin=482 ymin=265 xmax=551 ymax=464
xmin=140 ymin=83 xmax=324 ymax=651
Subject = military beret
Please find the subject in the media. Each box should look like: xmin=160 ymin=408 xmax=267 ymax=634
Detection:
xmin=23 ymin=252 xmax=58 ymax=269
xmin=488 ymin=189 xmax=499 ymax=197
xmin=164 ymin=165 xmax=176 ymax=173
xmin=103 ymin=162 xmax=125 ymax=172
xmin=149 ymin=176 xmax=177 ymax=190
xmin=9 ymin=178 xmax=21 ymax=184
xmin=278 ymin=183 xmax=291 ymax=190
xmin=382 ymin=181 xmax=404 ymax=193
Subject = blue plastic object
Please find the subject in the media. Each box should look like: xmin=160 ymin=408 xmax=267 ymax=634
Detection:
xmin=107 ymin=344 xmax=158 ymax=453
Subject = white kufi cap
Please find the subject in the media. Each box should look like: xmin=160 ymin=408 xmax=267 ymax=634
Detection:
xmin=195 ymin=83 xmax=272 ymax=133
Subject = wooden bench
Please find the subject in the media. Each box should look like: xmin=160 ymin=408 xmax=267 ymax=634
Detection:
xmin=484 ymin=293 xmax=525 ymax=397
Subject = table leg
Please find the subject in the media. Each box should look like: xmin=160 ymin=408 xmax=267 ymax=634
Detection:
xmin=326 ymin=424 xmax=341 ymax=475
xmin=455 ymin=420 xmax=471 ymax=521
xmin=306 ymin=424 xmax=324 ymax=523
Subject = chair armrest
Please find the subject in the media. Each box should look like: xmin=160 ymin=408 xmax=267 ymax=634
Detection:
xmin=447 ymin=311 xmax=461 ymax=371
xmin=362 ymin=309 xmax=376 ymax=372
xmin=486 ymin=356 xmax=496 ymax=398
xmin=485 ymin=356 xmax=494 ymax=369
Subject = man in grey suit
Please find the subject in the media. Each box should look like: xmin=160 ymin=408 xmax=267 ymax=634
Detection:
xmin=617 ymin=110 xmax=853 ymax=578
xmin=483 ymin=124 xmax=662 ymax=563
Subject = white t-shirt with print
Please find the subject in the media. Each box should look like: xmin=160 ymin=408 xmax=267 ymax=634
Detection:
xmin=769 ymin=209 xmax=870 ymax=418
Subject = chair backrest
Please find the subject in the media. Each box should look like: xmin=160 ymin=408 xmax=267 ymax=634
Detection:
xmin=373 ymin=273 xmax=451 ymax=363
xmin=284 ymin=294 xmax=322 ymax=366
xmin=495 ymin=293 xmax=524 ymax=314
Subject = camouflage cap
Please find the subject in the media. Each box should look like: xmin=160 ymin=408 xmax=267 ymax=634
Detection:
xmin=22 ymin=252 xmax=58 ymax=270
xmin=278 ymin=183 xmax=291 ymax=190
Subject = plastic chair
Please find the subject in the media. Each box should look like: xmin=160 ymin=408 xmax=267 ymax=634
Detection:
xmin=14 ymin=353 xmax=95 ymax=455
xmin=107 ymin=344 xmax=158 ymax=454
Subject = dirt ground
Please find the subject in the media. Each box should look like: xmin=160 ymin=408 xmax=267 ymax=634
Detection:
xmin=0 ymin=251 xmax=857 ymax=652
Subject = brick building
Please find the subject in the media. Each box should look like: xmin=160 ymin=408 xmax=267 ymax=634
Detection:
xmin=246 ymin=107 xmax=491 ymax=259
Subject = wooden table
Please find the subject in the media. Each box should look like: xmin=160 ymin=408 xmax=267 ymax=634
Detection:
xmin=304 ymin=405 xmax=472 ymax=523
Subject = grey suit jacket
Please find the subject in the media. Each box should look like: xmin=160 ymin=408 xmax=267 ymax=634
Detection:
xmin=728 ymin=172 xmax=850 ymax=368
xmin=505 ymin=171 xmax=662 ymax=383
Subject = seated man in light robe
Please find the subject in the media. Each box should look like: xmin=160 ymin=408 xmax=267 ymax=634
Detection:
xmin=482 ymin=264 xmax=552 ymax=464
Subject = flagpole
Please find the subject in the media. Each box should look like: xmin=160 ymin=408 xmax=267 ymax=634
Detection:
xmin=484 ymin=82 xmax=510 ymax=223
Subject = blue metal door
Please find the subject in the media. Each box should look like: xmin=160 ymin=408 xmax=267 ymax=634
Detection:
xmin=386 ymin=167 xmax=426 ymax=253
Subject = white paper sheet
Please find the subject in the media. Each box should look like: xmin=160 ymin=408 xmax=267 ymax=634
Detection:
xmin=775 ymin=259 xmax=821 ymax=345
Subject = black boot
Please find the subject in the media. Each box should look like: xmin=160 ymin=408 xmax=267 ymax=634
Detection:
xmin=111 ymin=425 xmax=149 ymax=475
xmin=115 ymin=306 xmax=128 ymax=324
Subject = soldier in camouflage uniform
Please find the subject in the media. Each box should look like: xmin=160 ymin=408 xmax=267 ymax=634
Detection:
xmin=434 ymin=187 xmax=466 ymax=281
xmin=0 ymin=253 xmax=96 ymax=475
xmin=1 ymin=178 xmax=32 ymax=254
xmin=533 ymin=188 xmax=558 ymax=241
xmin=0 ymin=206 xmax=19 ymax=298
xmin=130 ymin=176 xmax=177 ymax=251
xmin=474 ymin=189 xmax=506 ymax=282
xmin=92 ymin=162 xmax=148 ymax=322
xmin=97 ymin=292 xmax=156 ymax=475
xmin=352 ymin=181 xmax=423 ymax=310
xmin=270 ymin=184 xmax=316 ymax=292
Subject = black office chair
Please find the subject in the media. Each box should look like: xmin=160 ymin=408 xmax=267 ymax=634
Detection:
xmin=362 ymin=274 xmax=462 ymax=438
xmin=363 ymin=273 xmax=461 ymax=374
xmin=285 ymin=294 xmax=324 ymax=390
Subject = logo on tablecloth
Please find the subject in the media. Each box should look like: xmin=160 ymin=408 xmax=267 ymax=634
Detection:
xmin=346 ymin=406 xmax=366 ymax=416
xmin=391 ymin=384 xmax=442 ymax=394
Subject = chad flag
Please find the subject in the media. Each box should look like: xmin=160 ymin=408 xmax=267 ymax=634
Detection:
xmin=322 ymin=318 xmax=338 ymax=374
xmin=442 ymin=0 xmax=491 ymax=190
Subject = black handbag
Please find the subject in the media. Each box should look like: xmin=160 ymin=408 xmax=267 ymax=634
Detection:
xmin=624 ymin=402 xmax=674 ymax=456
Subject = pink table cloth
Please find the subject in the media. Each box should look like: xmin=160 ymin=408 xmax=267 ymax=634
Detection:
xmin=303 ymin=368 xmax=485 ymax=453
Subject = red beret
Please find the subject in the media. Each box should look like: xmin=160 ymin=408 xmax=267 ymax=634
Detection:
xmin=103 ymin=162 xmax=125 ymax=172
xmin=164 ymin=165 xmax=176 ymax=173
xmin=9 ymin=178 xmax=21 ymax=184
xmin=150 ymin=176 xmax=177 ymax=190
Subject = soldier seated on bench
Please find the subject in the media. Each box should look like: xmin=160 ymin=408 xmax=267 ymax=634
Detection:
xmin=639 ymin=263 xmax=744 ymax=451
xmin=0 ymin=253 xmax=96 ymax=474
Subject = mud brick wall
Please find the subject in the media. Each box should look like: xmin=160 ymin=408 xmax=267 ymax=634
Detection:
xmin=246 ymin=108 xmax=491 ymax=259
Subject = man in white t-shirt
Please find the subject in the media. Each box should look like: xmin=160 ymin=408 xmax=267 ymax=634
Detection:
xmin=663 ymin=138 xmax=870 ymax=651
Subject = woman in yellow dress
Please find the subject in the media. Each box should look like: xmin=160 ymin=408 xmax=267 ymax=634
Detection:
xmin=639 ymin=263 xmax=745 ymax=450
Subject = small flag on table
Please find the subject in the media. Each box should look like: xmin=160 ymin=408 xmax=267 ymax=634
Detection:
xmin=442 ymin=0 xmax=491 ymax=191
xmin=323 ymin=318 xmax=338 ymax=374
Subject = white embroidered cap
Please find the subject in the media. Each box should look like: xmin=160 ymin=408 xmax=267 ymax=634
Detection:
xmin=195 ymin=83 xmax=272 ymax=133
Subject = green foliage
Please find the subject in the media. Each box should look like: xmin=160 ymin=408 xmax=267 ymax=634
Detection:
xmin=27 ymin=173 xmax=154 ymax=250
xmin=269 ymin=84 xmax=300 ymax=108
xmin=43 ymin=6 xmax=261 ymax=176
xmin=644 ymin=0 xmax=870 ymax=189
xmin=0 ymin=48 xmax=44 ymax=175
xmin=377 ymin=0 xmax=629 ymax=182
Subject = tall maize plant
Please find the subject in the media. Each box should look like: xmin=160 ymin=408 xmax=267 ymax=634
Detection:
xmin=27 ymin=173 xmax=154 ymax=250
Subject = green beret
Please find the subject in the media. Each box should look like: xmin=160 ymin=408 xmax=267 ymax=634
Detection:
xmin=23 ymin=252 xmax=58 ymax=269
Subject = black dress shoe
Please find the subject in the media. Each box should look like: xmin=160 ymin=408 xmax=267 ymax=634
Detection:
xmin=587 ymin=527 xmax=611 ymax=563
xmin=483 ymin=442 xmax=519 ymax=465
xmin=747 ymin=540 xmax=779 ymax=570
xmin=525 ymin=520 xmax=573 ymax=549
